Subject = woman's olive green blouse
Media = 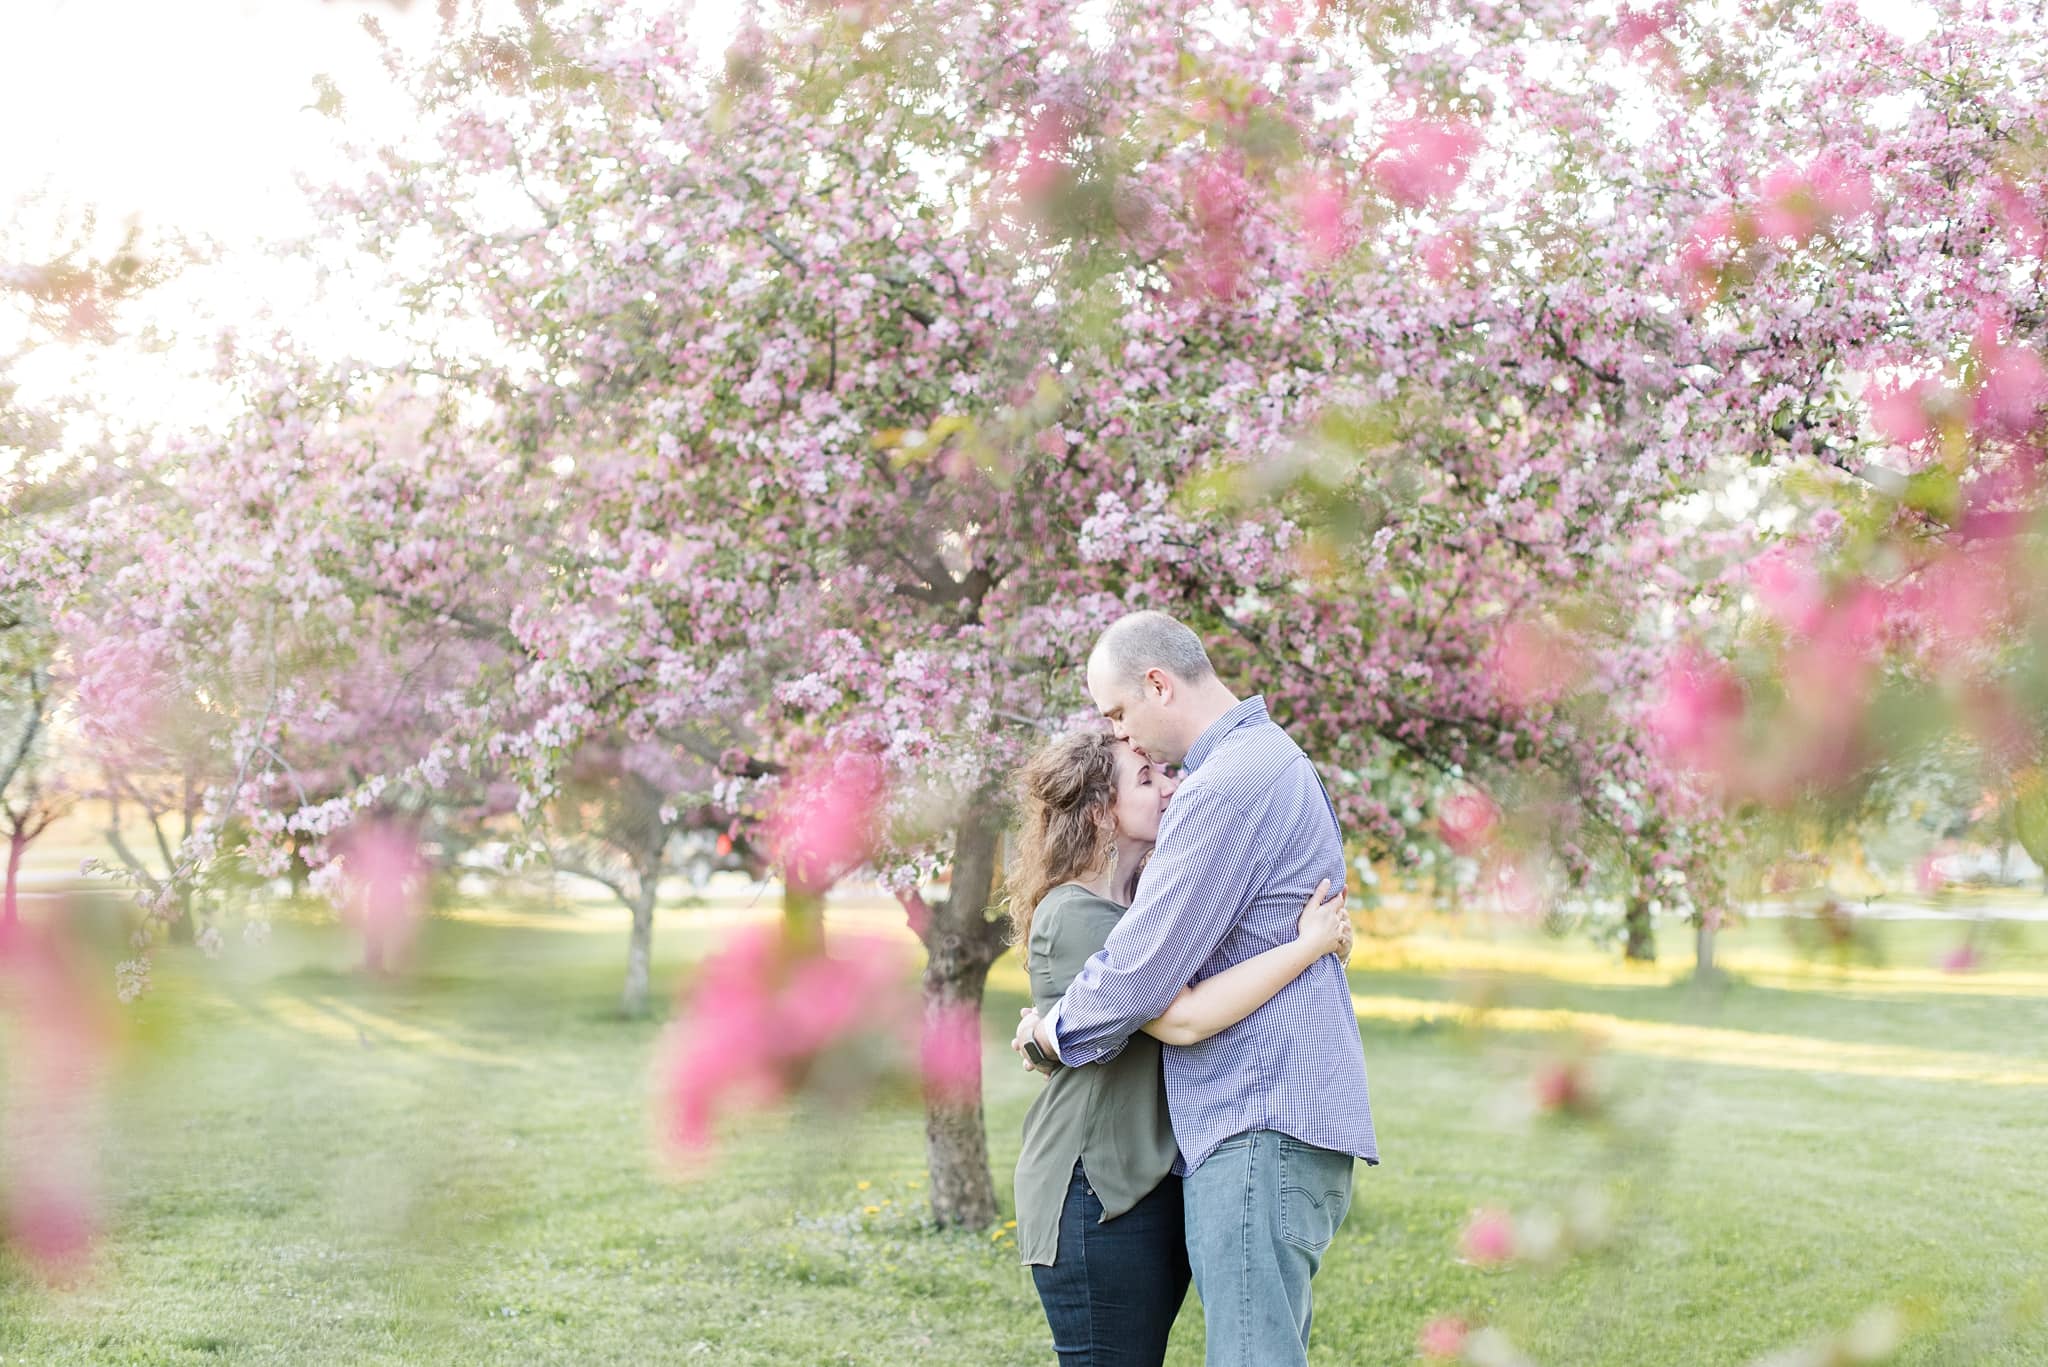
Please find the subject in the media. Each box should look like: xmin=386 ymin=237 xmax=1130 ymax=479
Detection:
xmin=1013 ymin=883 xmax=1180 ymax=1267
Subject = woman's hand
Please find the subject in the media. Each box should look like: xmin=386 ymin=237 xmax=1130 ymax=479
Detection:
xmin=1295 ymin=878 xmax=1353 ymax=962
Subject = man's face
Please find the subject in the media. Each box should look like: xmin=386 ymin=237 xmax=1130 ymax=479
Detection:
xmin=1086 ymin=655 xmax=1183 ymax=766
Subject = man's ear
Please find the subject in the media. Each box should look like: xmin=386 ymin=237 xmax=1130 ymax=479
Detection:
xmin=1146 ymin=667 xmax=1173 ymax=703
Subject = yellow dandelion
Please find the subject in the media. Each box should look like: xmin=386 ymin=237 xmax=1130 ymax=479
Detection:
xmin=864 ymin=1205 xmax=881 ymax=1215
xmin=856 ymin=1181 xmax=871 ymax=1191
xmin=1004 ymin=1219 xmax=1017 ymax=1229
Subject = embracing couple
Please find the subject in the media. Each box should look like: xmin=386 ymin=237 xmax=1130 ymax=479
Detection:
xmin=1006 ymin=609 xmax=1379 ymax=1367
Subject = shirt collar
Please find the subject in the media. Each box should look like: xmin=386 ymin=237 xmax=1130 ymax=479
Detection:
xmin=1180 ymin=695 xmax=1268 ymax=774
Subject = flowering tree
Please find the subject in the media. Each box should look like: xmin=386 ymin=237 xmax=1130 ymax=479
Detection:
xmin=547 ymin=737 xmax=728 ymax=1015
xmin=1 ymin=215 xmax=173 ymax=929
xmin=21 ymin=0 xmax=2046 ymax=1233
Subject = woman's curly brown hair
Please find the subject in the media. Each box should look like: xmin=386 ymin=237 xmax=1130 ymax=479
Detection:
xmin=1005 ymin=729 xmax=1122 ymax=956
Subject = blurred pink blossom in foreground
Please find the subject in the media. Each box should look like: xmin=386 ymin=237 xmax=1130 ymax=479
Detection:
xmin=1646 ymin=645 xmax=1746 ymax=782
xmin=1676 ymin=206 xmax=1739 ymax=304
xmin=1938 ymin=942 xmax=1981 ymax=974
xmin=1970 ymin=317 xmax=2047 ymax=437
xmin=1459 ymin=1207 xmax=1516 ymax=1265
xmin=1372 ymin=118 xmax=1479 ymax=208
xmin=0 ymin=916 xmax=113 ymax=1280
xmin=919 ymin=1001 xmax=984 ymax=1104
xmin=1489 ymin=619 xmax=1582 ymax=707
xmin=1757 ymin=150 xmax=1871 ymax=241
xmin=760 ymin=750 xmax=886 ymax=895
xmin=1487 ymin=853 xmax=1552 ymax=921
xmin=1418 ymin=1315 xmax=1470 ymax=1359
xmin=1437 ymin=788 xmax=1500 ymax=856
xmin=1864 ymin=375 xmax=1944 ymax=446
xmin=330 ymin=817 xmax=430 ymax=975
xmin=661 ymin=926 xmax=926 ymax=1154
xmin=1291 ymin=169 xmax=1351 ymax=265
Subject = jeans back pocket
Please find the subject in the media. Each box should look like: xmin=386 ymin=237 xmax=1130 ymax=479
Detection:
xmin=1277 ymin=1137 xmax=1352 ymax=1255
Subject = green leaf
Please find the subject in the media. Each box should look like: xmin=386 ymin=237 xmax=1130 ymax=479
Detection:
xmin=1902 ymin=468 xmax=1959 ymax=522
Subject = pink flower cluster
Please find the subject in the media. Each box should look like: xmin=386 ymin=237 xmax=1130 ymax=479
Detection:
xmin=658 ymin=925 xmax=980 ymax=1155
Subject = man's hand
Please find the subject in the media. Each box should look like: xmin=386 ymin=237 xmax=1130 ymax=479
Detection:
xmin=1013 ymin=1006 xmax=1055 ymax=1075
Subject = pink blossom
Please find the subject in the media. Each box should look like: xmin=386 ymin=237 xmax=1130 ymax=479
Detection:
xmin=1864 ymin=377 xmax=1939 ymax=446
xmin=1611 ymin=2 xmax=1680 ymax=61
xmin=1014 ymin=103 xmax=1079 ymax=213
xmin=918 ymin=1001 xmax=983 ymax=1104
xmin=1676 ymin=206 xmax=1738 ymax=304
xmin=331 ymin=817 xmax=429 ymax=974
xmin=0 ymin=917 xmax=111 ymax=1280
xmin=1757 ymin=151 xmax=1871 ymax=241
xmin=1372 ymin=118 xmax=1479 ymax=208
xmin=781 ymin=940 xmax=900 ymax=1053
xmin=1970 ymin=320 xmax=2046 ymax=438
xmin=1904 ymin=547 xmax=2013 ymax=663
xmin=761 ymin=750 xmax=886 ymax=895
xmin=8 ymin=1187 xmax=95 ymax=1280
xmin=1532 ymin=1059 xmax=1589 ymax=1114
xmin=1914 ymin=845 xmax=1952 ymax=895
xmin=1646 ymin=646 xmax=1746 ymax=778
xmin=1488 ymin=854 xmax=1549 ymax=921
xmin=660 ymin=926 xmax=915 ymax=1155
xmin=1437 ymin=788 xmax=1500 ymax=856
xmin=1491 ymin=620 xmax=1581 ymax=707
xmin=1418 ymin=1315 xmax=1470 ymax=1359
xmin=1459 ymin=1208 xmax=1516 ymax=1265
xmin=1420 ymin=232 xmax=1467 ymax=282
xmin=1293 ymin=171 xmax=1351 ymax=265
xmin=1938 ymin=942 xmax=1981 ymax=973
xmin=1990 ymin=178 xmax=2045 ymax=259
xmin=1179 ymin=157 xmax=1249 ymax=301
xmin=1749 ymin=546 xmax=1826 ymax=635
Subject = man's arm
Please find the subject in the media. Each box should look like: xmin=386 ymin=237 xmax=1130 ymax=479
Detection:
xmin=1046 ymin=785 xmax=1271 ymax=1067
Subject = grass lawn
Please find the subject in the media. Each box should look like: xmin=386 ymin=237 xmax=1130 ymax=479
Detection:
xmin=1 ymin=891 xmax=2044 ymax=1366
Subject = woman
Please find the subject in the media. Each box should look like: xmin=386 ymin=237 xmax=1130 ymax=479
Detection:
xmin=1009 ymin=729 xmax=1352 ymax=1366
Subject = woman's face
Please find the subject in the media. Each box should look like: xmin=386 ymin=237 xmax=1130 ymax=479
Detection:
xmin=1109 ymin=740 xmax=1178 ymax=845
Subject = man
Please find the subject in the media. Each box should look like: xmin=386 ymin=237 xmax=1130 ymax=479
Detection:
xmin=1012 ymin=609 xmax=1377 ymax=1367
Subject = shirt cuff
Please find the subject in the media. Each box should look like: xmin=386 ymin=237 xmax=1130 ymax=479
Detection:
xmin=1039 ymin=999 xmax=1067 ymax=1064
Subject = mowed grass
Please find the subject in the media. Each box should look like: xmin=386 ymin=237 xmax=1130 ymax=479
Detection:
xmin=1 ymin=891 xmax=2045 ymax=1366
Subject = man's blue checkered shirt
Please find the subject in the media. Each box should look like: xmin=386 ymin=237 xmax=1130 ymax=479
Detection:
xmin=1048 ymin=695 xmax=1379 ymax=1175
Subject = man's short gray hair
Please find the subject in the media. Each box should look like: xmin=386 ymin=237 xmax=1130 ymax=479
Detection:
xmin=1092 ymin=610 xmax=1216 ymax=687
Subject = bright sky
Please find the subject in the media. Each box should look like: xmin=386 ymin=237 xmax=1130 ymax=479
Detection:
xmin=0 ymin=0 xmax=746 ymax=447
xmin=1 ymin=0 xmax=443 ymax=441
xmin=3 ymin=1 xmax=433 ymax=246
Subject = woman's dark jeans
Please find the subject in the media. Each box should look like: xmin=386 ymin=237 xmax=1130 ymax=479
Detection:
xmin=1030 ymin=1162 xmax=1192 ymax=1366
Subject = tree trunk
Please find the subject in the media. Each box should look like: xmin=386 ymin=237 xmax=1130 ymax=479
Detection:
xmin=919 ymin=798 xmax=1010 ymax=1230
xmin=1694 ymin=909 xmax=1717 ymax=977
xmin=3 ymin=831 xmax=23 ymax=931
xmin=1623 ymin=890 xmax=1656 ymax=962
xmin=622 ymin=885 xmax=655 ymax=1017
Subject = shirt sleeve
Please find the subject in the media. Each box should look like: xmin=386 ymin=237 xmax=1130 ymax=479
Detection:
xmin=1049 ymin=784 xmax=1270 ymax=1067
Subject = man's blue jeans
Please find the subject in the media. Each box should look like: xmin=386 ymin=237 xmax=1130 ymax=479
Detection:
xmin=1182 ymin=1129 xmax=1355 ymax=1367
